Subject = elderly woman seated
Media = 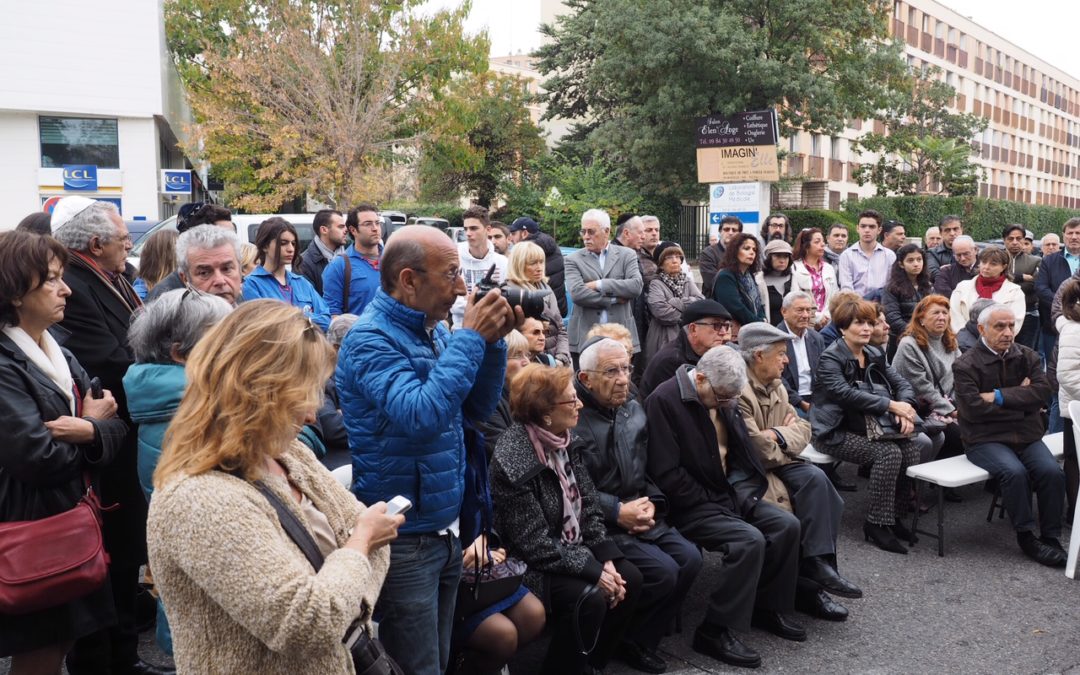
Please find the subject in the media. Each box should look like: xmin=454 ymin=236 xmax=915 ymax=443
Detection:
xmin=491 ymin=364 xmax=642 ymax=674
xmin=810 ymin=299 xmax=931 ymax=555
xmin=735 ymin=323 xmax=861 ymax=623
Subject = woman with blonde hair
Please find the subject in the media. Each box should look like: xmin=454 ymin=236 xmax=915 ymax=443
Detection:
xmin=147 ymin=300 xmax=403 ymax=674
xmin=507 ymin=241 xmax=569 ymax=365
xmin=133 ymin=228 xmax=178 ymax=300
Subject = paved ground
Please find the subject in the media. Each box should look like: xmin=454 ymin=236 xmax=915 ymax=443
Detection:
xmin=4 ymin=473 xmax=1078 ymax=674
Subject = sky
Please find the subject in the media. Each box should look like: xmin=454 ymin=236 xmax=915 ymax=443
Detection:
xmin=425 ymin=0 xmax=1080 ymax=80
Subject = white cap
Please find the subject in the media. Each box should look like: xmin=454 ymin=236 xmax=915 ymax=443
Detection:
xmin=51 ymin=196 xmax=98 ymax=230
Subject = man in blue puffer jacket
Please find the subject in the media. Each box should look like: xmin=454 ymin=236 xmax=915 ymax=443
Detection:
xmin=337 ymin=225 xmax=520 ymax=675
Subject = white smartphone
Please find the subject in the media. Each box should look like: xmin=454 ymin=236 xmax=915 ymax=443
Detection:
xmin=386 ymin=495 xmax=413 ymax=516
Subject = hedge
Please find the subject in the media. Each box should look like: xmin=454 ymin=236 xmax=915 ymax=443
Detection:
xmin=842 ymin=196 xmax=1080 ymax=243
xmin=786 ymin=209 xmax=855 ymax=238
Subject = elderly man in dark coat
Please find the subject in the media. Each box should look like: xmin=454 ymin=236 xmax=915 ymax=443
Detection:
xmin=954 ymin=303 xmax=1066 ymax=567
xmin=574 ymin=337 xmax=701 ymax=673
xmin=52 ymin=197 xmax=170 ymax=675
xmin=640 ymin=299 xmax=732 ymax=398
xmin=645 ymin=346 xmax=803 ymax=670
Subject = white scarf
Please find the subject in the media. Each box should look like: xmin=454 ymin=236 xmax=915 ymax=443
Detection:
xmin=3 ymin=326 xmax=76 ymax=414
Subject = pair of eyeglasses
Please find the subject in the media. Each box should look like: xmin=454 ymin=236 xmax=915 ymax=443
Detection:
xmin=412 ymin=267 xmax=461 ymax=282
xmin=695 ymin=320 xmax=732 ymax=332
xmin=555 ymin=395 xmax=580 ymax=407
xmin=586 ymin=364 xmax=631 ymax=379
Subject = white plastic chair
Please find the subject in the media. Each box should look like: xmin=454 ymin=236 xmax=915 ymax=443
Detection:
xmin=1066 ymin=401 xmax=1080 ymax=579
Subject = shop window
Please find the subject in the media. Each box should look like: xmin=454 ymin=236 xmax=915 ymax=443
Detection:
xmin=40 ymin=116 xmax=119 ymax=168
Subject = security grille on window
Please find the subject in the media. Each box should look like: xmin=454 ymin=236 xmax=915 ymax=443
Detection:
xmin=40 ymin=116 xmax=119 ymax=168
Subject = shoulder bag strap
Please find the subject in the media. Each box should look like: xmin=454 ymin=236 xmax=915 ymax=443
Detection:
xmin=253 ymin=480 xmax=325 ymax=572
xmin=342 ymin=254 xmax=352 ymax=313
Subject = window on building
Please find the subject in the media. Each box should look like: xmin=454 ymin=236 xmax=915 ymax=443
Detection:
xmin=894 ymin=1 xmax=902 ymax=20
xmin=959 ymin=34 xmax=968 ymax=51
xmin=935 ymin=21 xmax=945 ymax=39
xmin=948 ymin=28 xmax=958 ymax=44
xmin=831 ymin=137 xmax=842 ymax=159
xmin=922 ymin=14 xmax=929 ymax=32
xmin=812 ymin=134 xmax=822 ymax=157
xmin=40 ymin=117 xmax=119 ymax=168
xmin=908 ymin=7 xmax=916 ymax=25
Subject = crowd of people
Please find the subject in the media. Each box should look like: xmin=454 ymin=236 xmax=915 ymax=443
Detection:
xmin=1 ymin=197 xmax=1078 ymax=675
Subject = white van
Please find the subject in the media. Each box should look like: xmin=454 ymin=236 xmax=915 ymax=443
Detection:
xmin=128 ymin=213 xmax=317 ymax=268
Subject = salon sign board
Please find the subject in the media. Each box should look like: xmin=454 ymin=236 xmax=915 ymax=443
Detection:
xmin=695 ymin=110 xmax=780 ymax=183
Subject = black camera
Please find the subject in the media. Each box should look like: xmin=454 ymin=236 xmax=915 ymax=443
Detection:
xmin=474 ymin=264 xmax=550 ymax=321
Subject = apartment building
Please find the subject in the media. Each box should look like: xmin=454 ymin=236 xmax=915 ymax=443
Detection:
xmin=782 ymin=0 xmax=1080 ymax=210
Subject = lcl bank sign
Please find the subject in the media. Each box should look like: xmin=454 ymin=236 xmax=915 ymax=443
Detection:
xmin=161 ymin=170 xmax=192 ymax=194
xmin=63 ymin=165 xmax=98 ymax=191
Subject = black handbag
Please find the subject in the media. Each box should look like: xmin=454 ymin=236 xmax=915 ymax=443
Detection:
xmin=253 ymin=481 xmax=403 ymax=675
xmin=454 ymin=547 xmax=526 ymax=621
xmin=855 ymin=364 xmax=922 ymax=441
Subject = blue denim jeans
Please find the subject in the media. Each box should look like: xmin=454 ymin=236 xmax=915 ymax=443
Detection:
xmin=376 ymin=532 xmax=462 ymax=675
xmin=966 ymin=440 xmax=1066 ymax=538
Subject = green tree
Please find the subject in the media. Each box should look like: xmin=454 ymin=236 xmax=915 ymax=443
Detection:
xmin=418 ymin=71 xmax=546 ymax=207
xmin=852 ymin=68 xmax=987 ymax=196
xmin=498 ymin=155 xmax=644 ymax=246
xmin=163 ymin=0 xmax=488 ymax=210
xmin=535 ymin=0 xmax=908 ymax=198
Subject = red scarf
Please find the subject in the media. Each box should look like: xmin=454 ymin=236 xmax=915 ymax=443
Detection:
xmin=974 ymin=274 xmax=1005 ymax=299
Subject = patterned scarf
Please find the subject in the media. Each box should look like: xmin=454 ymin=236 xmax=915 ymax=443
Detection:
xmin=738 ymin=270 xmax=764 ymax=316
xmin=68 ymin=250 xmax=142 ymax=314
xmin=658 ymin=271 xmax=688 ymax=297
xmin=974 ymin=273 xmax=1005 ymax=299
xmin=526 ymin=422 xmax=582 ymax=544
xmin=805 ymin=259 xmax=827 ymax=312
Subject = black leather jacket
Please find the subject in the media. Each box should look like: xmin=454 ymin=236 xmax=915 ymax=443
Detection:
xmin=810 ymin=339 xmax=916 ymax=448
xmin=571 ymin=380 xmax=670 ymax=542
xmin=0 ymin=331 xmax=127 ymax=522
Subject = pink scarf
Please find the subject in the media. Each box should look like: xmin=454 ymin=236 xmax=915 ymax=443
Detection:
xmin=526 ymin=423 xmax=582 ymax=543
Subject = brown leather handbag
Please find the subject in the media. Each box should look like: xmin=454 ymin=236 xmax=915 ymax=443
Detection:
xmin=0 ymin=480 xmax=110 ymax=614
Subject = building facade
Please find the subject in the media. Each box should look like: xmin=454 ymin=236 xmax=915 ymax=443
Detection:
xmin=780 ymin=0 xmax=1080 ymax=211
xmin=0 ymin=0 xmax=199 ymax=229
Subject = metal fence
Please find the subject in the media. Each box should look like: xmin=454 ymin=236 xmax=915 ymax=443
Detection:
xmin=673 ymin=204 xmax=710 ymax=262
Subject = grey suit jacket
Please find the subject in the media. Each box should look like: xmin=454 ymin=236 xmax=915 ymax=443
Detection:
xmin=566 ymin=244 xmax=644 ymax=352
xmin=779 ymin=321 xmax=823 ymax=407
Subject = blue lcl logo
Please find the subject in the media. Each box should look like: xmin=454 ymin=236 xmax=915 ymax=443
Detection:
xmin=162 ymin=170 xmax=192 ymax=194
xmin=63 ymin=165 xmax=98 ymax=191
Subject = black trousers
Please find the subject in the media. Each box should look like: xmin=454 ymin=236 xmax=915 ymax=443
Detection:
xmin=617 ymin=529 xmax=703 ymax=649
xmin=769 ymin=463 xmax=843 ymax=559
xmin=674 ymin=500 xmax=800 ymax=631
xmin=543 ymin=558 xmax=642 ymax=674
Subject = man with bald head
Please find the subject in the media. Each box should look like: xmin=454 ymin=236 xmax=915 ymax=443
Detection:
xmin=336 ymin=225 xmax=522 ymax=674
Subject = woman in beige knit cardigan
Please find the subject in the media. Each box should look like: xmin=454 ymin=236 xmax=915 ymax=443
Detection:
xmin=147 ymin=300 xmax=403 ymax=674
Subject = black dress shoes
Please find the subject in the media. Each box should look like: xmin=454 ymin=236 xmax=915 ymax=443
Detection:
xmin=751 ymin=609 xmax=807 ymax=642
xmin=115 ymin=660 xmax=176 ymax=675
xmin=1040 ymin=536 xmax=1065 ymax=553
xmin=863 ymin=521 xmax=908 ymax=554
xmin=795 ymin=588 xmax=849 ymax=622
xmin=692 ymin=623 xmax=762 ymax=669
xmin=619 ymin=640 xmax=667 ymax=673
xmin=1018 ymin=531 xmax=1066 ymax=567
xmin=800 ymin=555 xmax=863 ymax=598
xmin=890 ymin=518 xmax=918 ymax=545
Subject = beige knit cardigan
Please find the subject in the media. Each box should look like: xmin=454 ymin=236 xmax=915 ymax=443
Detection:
xmin=147 ymin=441 xmax=390 ymax=674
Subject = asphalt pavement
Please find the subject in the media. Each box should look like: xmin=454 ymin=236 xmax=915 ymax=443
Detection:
xmin=3 ymin=473 xmax=1077 ymax=674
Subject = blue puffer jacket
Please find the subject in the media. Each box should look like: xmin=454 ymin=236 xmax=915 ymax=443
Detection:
xmin=337 ymin=289 xmax=507 ymax=534
xmin=123 ymin=362 xmax=186 ymax=498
